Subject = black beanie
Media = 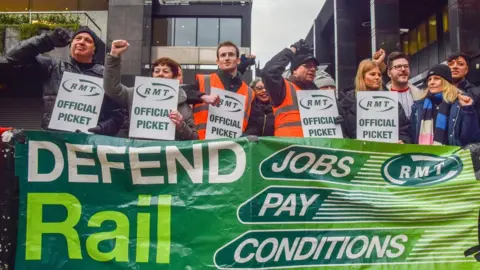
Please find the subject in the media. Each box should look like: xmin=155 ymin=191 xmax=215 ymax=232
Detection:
xmin=290 ymin=53 xmax=320 ymax=71
xmin=426 ymin=64 xmax=453 ymax=83
xmin=72 ymin=27 xmax=99 ymax=54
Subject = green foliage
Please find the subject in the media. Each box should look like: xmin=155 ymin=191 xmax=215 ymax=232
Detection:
xmin=0 ymin=13 xmax=81 ymax=54
xmin=0 ymin=13 xmax=80 ymax=25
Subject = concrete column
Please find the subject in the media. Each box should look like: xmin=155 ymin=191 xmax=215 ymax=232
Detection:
xmin=107 ymin=0 xmax=152 ymax=79
xmin=370 ymin=0 xmax=400 ymax=55
xmin=448 ymin=0 xmax=480 ymax=54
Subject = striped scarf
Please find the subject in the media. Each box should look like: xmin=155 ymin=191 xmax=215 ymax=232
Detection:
xmin=418 ymin=93 xmax=451 ymax=145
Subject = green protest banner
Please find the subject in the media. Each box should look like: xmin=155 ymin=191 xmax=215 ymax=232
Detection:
xmin=14 ymin=131 xmax=480 ymax=269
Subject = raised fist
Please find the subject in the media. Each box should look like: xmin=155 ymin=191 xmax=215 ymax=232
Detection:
xmin=48 ymin=28 xmax=71 ymax=48
xmin=110 ymin=40 xmax=130 ymax=57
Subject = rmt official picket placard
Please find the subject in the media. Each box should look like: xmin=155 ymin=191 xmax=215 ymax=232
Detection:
xmin=297 ymin=90 xmax=343 ymax=138
xmin=129 ymin=76 xmax=179 ymax=140
xmin=357 ymin=91 xmax=399 ymax=143
xmin=48 ymin=72 xmax=104 ymax=133
xmin=205 ymin=88 xmax=245 ymax=139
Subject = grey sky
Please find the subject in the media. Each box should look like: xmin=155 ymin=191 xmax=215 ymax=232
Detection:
xmin=251 ymin=0 xmax=326 ymax=67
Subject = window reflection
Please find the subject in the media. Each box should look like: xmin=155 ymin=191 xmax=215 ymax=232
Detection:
xmin=428 ymin=14 xmax=437 ymax=45
xmin=220 ymin=18 xmax=242 ymax=45
xmin=198 ymin=18 xmax=219 ymax=46
xmin=174 ymin=18 xmax=197 ymax=46
xmin=409 ymin=29 xmax=417 ymax=55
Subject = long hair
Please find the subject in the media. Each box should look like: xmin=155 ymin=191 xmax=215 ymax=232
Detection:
xmin=422 ymin=77 xmax=463 ymax=103
xmin=355 ymin=59 xmax=383 ymax=91
xmin=249 ymin=78 xmax=262 ymax=89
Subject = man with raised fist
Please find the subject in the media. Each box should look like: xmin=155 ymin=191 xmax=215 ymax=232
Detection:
xmin=6 ymin=27 xmax=124 ymax=136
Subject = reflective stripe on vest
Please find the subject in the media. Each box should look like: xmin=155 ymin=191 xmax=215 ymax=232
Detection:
xmin=272 ymin=80 xmax=303 ymax=137
xmin=193 ymin=73 xmax=253 ymax=140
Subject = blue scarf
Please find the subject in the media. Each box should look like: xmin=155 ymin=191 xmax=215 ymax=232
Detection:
xmin=418 ymin=93 xmax=451 ymax=145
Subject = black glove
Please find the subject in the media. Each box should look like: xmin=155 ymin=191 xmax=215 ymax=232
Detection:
xmin=88 ymin=125 xmax=103 ymax=134
xmin=290 ymin=39 xmax=306 ymax=52
xmin=48 ymin=28 xmax=71 ymax=48
xmin=334 ymin=115 xmax=344 ymax=125
xmin=240 ymin=54 xmax=256 ymax=67
xmin=298 ymin=41 xmax=313 ymax=55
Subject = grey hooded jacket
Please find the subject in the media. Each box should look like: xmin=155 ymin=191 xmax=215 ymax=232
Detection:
xmin=103 ymin=53 xmax=198 ymax=140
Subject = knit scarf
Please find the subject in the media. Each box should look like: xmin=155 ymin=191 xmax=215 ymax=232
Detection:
xmin=418 ymin=93 xmax=451 ymax=145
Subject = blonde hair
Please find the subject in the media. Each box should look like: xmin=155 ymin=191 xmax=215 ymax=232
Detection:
xmin=422 ymin=77 xmax=463 ymax=103
xmin=355 ymin=59 xmax=383 ymax=91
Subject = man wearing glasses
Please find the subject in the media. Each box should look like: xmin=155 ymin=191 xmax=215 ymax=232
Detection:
xmin=262 ymin=39 xmax=323 ymax=137
xmin=385 ymin=52 xmax=423 ymax=118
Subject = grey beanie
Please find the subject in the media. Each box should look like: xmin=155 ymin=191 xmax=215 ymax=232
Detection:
xmin=314 ymin=71 xmax=336 ymax=89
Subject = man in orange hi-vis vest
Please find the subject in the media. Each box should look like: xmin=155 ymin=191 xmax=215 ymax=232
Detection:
xmin=192 ymin=41 xmax=257 ymax=140
xmin=262 ymin=39 xmax=343 ymax=137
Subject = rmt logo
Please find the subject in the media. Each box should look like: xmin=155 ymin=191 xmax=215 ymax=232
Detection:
xmin=135 ymin=82 xmax=177 ymax=101
xmin=216 ymin=95 xmax=242 ymax=113
xmin=359 ymin=96 xmax=396 ymax=112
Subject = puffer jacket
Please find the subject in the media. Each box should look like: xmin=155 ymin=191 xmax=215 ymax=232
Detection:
xmin=339 ymin=90 xmax=412 ymax=143
xmin=411 ymin=97 xmax=480 ymax=146
xmin=103 ymin=53 xmax=197 ymax=140
xmin=243 ymin=98 xmax=274 ymax=137
xmin=6 ymin=34 xmax=124 ymax=136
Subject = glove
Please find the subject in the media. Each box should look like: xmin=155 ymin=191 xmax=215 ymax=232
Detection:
xmin=88 ymin=125 xmax=103 ymax=134
xmin=334 ymin=115 xmax=344 ymax=125
xmin=240 ymin=54 xmax=256 ymax=67
xmin=291 ymin=39 xmax=306 ymax=52
xmin=298 ymin=41 xmax=313 ymax=55
xmin=48 ymin=28 xmax=71 ymax=48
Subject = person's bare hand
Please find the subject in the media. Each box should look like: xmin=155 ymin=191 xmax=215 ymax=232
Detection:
xmin=110 ymin=40 xmax=129 ymax=57
xmin=201 ymin=94 xmax=220 ymax=105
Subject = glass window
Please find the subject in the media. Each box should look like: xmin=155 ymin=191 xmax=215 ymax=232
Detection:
xmin=401 ymin=34 xmax=409 ymax=55
xmin=417 ymin=22 xmax=427 ymax=51
xmin=31 ymin=0 xmax=77 ymax=11
xmin=174 ymin=18 xmax=197 ymax=46
xmin=79 ymin=0 xmax=109 ymax=10
xmin=197 ymin=18 xmax=219 ymax=47
xmin=428 ymin=14 xmax=437 ymax=44
xmin=0 ymin=0 xmax=29 ymax=11
xmin=219 ymin=18 xmax=241 ymax=46
xmin=152 ymin=18 xmax=173 ymax=46
xmin=443 ymin=6 xmax=449 ymax=32
xmin=409 ymin=28 xmax=418 ymax=55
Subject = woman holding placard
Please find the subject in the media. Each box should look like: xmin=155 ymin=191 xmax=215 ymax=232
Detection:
xmin=410 ymin=64 xmax=480 ymax=146
xmin=339 ymin=59 xmax=412 ymax=143
xmin=103 ymin=40 xmax=197 ymax=140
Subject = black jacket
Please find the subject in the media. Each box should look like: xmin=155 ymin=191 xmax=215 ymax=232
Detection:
xmin=6 ymin=33 xmax=124 ymax=136
xmin=244 ymin=99 xmax=274 ymax=137
xmin=457 ymin=79 xmax=480 ymax=124
xmin=339 ymin=90 xmax=412 ymax=143
xmin=262 ymin=48 xmax=318 ymax=107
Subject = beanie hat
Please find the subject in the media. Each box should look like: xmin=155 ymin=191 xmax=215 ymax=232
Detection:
xmin=290 ymin=53 xmax=320 ymax=71
xmin=426 ymin=64 xmax=452 ymax=84
xmin=72 ymin=27 xmax=99 ymax=54
xmin=314 ymin=71 xmax=336 ymax=89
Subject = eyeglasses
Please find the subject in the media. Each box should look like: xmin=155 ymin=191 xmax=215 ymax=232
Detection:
xmin=391 ymin=64 xmax=410 ymax=71
xmin=254 ymin=86 xmax=265 ymax=91
xmin=301 ymin=64 xmax=318 ymax=70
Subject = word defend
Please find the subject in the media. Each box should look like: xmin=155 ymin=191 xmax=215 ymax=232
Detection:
xmin=205 ymin=88 xmax=245 ymax=140
xmin=129 ymin=76 xmax=179 ymax=140
xmin=49 ymin=72 xmax=104 ymax=133
xmin=297 ymin=90 xmax=343 ymax=138
xmin=356 ymin=91 xmax=399 ymax=143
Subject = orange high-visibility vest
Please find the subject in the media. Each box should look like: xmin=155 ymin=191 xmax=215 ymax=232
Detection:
xmin=193 ymin=73 xmax=255 ymax=140
xmin=272 ymin=79 xmax=303 ymax=137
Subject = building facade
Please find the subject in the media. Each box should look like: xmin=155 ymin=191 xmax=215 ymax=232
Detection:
xmin=0 ymin=0 xmax=109 ymax=130
xmin=307 ymin=0 xmax=480 ymax=90
xmin=107 ymin=0 xmax=252 ymax=86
